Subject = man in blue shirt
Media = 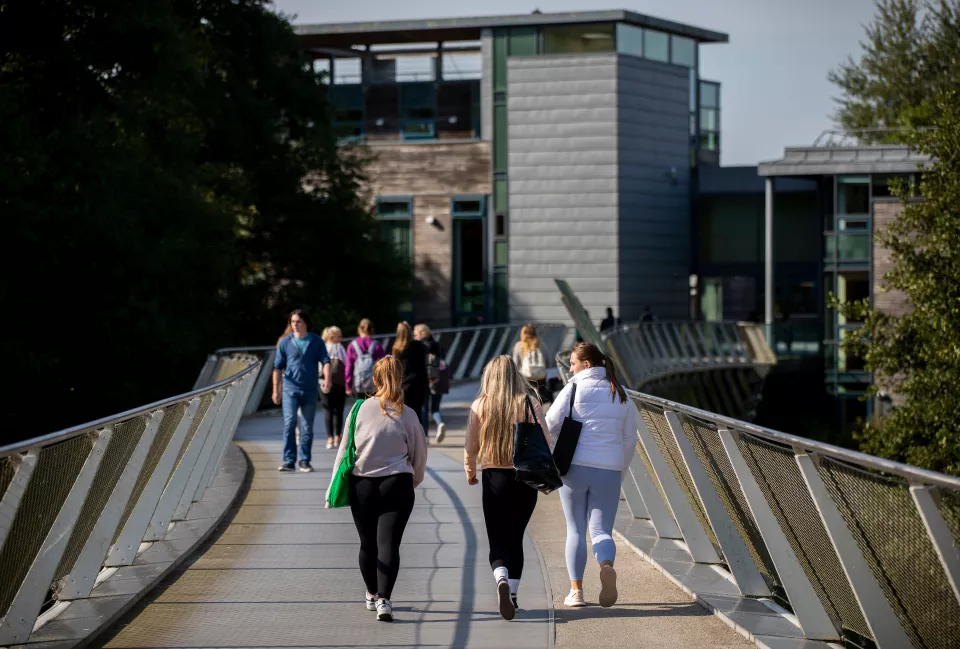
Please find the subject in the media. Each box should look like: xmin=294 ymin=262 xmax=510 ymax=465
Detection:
xmin=272 ymin=309 xmax=331 ymax=472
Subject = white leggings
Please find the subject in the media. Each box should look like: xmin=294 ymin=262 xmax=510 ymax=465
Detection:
xmin=558 ymin=464 xmax=622 ymax=580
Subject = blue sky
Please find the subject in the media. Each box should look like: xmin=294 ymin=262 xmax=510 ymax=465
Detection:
xmin=273 ymin=0 xmax=879 ymax=166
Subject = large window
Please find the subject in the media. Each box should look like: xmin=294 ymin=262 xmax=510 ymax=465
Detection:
xmin=837 ymin=176 xmax=870 ymax=231
xmin=616 ymin=24 xmax=643 ymax=57
xmin=670 ymin=35 xmax=696 ymax=67
xmin=437 ymin=81 xmax=479 ymax=139
xmin=376 ymin=198 xmax=413 ymax=264
xmin=365 ymin=86 xmax=399 ymax=141
xmin=400 ymin=83 xmax=435 ymax=140
xmin=331 ymin=85 xmax=364 ymax=141
xmin=643 ymin=29 xmax=669 ymax=62
xmin=699 ymin=80 xmax=720 ymax=153
xmin=543 ymin=24 xmax=615 ymax=54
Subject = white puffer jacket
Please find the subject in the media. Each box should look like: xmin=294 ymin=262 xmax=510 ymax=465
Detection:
xmin=545 ymin=367 xmax=637 ymax=472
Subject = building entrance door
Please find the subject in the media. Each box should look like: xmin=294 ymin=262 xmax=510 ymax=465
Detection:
xmin=453 ymin=217 xmax=486 ymax=325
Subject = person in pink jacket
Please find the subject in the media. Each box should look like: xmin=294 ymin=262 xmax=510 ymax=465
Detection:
xmin=345 ymin=318 xmax=386 ymax=397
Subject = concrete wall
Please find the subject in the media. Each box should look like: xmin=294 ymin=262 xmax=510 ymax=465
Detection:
xmin=617 ymin=56 xmax=691 ymax=321
xmin=367 ymin=142 xmax=492 ymax=326
xmin=507 ymin=54 xmax=621 ymax=323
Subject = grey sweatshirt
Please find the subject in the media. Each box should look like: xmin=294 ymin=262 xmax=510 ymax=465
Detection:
xmin=326 ymin=398 xmax=428 ymax=502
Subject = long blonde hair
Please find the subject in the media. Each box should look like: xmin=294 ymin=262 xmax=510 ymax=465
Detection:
xmin=373 ymin=356 xmax=404 ymax=415
xmin=519 ymin=323 xmax=540 ymax=356
xmin=477 ymin=355 xmax=535 ymax=466
xmin=392 ymin=321 xmax=411 ymax=355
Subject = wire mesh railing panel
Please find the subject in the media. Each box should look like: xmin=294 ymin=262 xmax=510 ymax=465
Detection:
xmin=940 ymin=490 xmax=960 ymax=549
xmin=172 ymin=394 xmax=214 ymax=469
xmin=0 ymin=434 xmax=93 ymax=618
xmin=639 ymin=404 xmax=722 ymax=556
xmin=111 ymin=403 xmax=187 ymax=544
xmin=683 ymin=417 xmax=786 ymax=602
xmin=819 ymin=457 xmax=960 ymax=649
xmin=0 ymin=457 xmax=14 ymax=500
xmin=53 ymin=417 xmax=149 ymax=582
xmin=737 ymin=433 xmax=870 ymax=640
xmin=213 ymin=356 xmax=255 ymax=383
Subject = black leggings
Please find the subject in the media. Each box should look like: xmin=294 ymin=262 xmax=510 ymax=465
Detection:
xmin=482 ymin=469 xmax=538 ymax=579
xmin=321 ymin=386 xmax=346 ymax=439
xmin=349 ymin=473 xmax=415 ymax=599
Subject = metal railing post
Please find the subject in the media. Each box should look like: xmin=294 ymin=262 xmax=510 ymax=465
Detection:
xmin=244 ymin=350 xmax=275 ymax=416
xmin=172 ymin=387 xmax=236 ymax=521
xmin=0 ymin=430 xmax=111 ymax=645
xmin=796 ymin=452 xmax=913 ymax=648
xmin=470 ymin=329 xmax=498 ymax=378
xmin=719 ymin=430 xmax=841 ymax=640
xmin=910 ymin=485 xmax=960 ymax=605
xmin=664 ymin=412 xmax=770 ymax=596
xmin=634 ymin=408 xmax=721 ymax=563
xmin=58 ymin=417 xmax=162 ymax=599
xmin=624 ymin=453 xmax=682 ymax=539
xmin=198 ymin=374 xmax=254 ymax=496
xmin=142 ymin=390 xmax=226 ymax=541
xmin=0 ymin=452 xmax=38 ymax=555
xmin=106 ymin=401 xmax=201 ymax=566
xmin=454 ymin=330 xmax=482 ymax=381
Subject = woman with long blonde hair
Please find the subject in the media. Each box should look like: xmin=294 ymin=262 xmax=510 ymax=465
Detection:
xmin=512 ymin=324 xmax=551 ymax=403
xmin=327 ymin=356 xmax=427 ymax=623
xmin=465 ymin=355 xmax=550 ymax=620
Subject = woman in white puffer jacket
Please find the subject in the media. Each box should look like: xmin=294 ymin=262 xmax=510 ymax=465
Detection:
xmin=545 ymin=342 xmax=637 ymax=609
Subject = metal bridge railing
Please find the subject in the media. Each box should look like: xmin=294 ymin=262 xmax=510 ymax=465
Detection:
xmin=0 ymin=358 xmax=261 ymax=644
xmin=556 ymin=353 xmax=960 ymax=647
xmin=198 ymin=322 xmax=569 ymax=414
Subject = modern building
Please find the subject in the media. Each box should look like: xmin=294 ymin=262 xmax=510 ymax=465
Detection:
xmin=295 ymin=10 xmax=727 ymax=326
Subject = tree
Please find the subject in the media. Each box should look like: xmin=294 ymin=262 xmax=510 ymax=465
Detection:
xmin=828 ymin=0 xmax=960 ymax=141
xmin=837 ymin=92 xmax=960 ymax=476
xmin=0 ymin=0 xmax=408 ymax=439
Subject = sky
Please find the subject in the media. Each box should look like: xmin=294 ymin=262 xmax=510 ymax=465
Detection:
xmin=272 ymin=0 xmax=879 ymax=166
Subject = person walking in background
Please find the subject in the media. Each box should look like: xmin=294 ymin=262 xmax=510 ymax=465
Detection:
xmin=326 ymin=356 xmax=427 ymax=623
xmin=414 ymin=323 xmax=449 ymax=443
xmin=641 ymin=305 xmax=656 ymax=322
xmin=392 ymin=322 xmax=429 ymax=437
xmin=513 ymin=324 xmax=551 ymax=404
xmin=346 ymin=319 xmax=386 ymax=398
xmin=465 ymin=355 xmax=550 ymax=620
xmin=321 ymin=326 xmax=348 ymax=449
xmin=272 ymin=309 xmax=331 ymax=473
xmin=546 ymin=342 xmax=636 ymax=609
xmin=599 ymin=307 xmax=621 ymax=334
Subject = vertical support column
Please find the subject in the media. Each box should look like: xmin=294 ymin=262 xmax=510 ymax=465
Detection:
xmin=764 ymin=176 xmax=775 ymax=335
xmin=796 ymin=452 xmax=912 ymax=648
xmin=0 ymin=431 xmax=111 ymax=645
xmin=624 ymin=452 xmax=682 ymax=539
xmin=59 ymin=416 xmax=163 ymax=599
xmin=910 ymin=485 xmax=960 ymax=605
xmin=142 ymin=390 xmax=227 ymax=542
xmin=454 ymin=330 xmax=482 ymax=380
xmin=198 ymin=375 xmax=254 ymax=496
xmin=244 ymin=355 xmax=273 ymax=416
xmin=664 ymin=412 xmax=770 ymax=596
xmin=719 ymin=430 xmax=840 ymax=640
xmin=635 ymin=409 xmax=721 ymax=563
xmin=106 ymin=401 xmax=200 ymax=566
xmin=0 ymin=452 xmax=38 ymax=554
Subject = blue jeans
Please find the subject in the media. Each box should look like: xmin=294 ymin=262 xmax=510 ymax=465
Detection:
xmin=282 ymin=387 xmax=318 ymax=464
xmin=419 ymin=393 xmax=443 ymax=432
xmin=559 ymin=464 xmax=623 ymax=580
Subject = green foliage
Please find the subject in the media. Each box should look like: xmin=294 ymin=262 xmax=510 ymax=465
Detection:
xmin=828 ymin=0 xmax=960 ymax=140
xmin=1 ymin=0 xmax=408 ymax=438
xmin=835 ymin=92 xmax=960 ymax=475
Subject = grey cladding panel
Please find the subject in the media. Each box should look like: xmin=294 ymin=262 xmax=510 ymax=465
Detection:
xmin=512 ymin=150 xmax=618 ymax=167
xmin=509 ymin=107 xmax=618 ymax=125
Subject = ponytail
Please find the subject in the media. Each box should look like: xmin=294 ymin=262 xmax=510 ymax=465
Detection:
xmin=571 ymin=342 xmax=628 ymax=404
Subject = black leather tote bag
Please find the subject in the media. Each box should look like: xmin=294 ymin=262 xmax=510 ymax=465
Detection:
xmin=551 ymin=383 xmax=582 ymax=476
xmin=513 ymin=397 xmax=563 ymax=495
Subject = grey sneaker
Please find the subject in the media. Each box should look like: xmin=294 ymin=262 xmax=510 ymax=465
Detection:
xmin=278 ymin=462 xmax=295 ymax=472
xmin=376 ymin=599 xmax=393 ymax=622
xmin=599 ymin=564 xmax=618 ymax=607
xmin=298 ymin=461 xmax=313 ymax=473
xmin=497 ymin=578 xmax=515 ymax=620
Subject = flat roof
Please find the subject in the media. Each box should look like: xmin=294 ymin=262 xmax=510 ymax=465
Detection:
xmin=758 ymin=145 xmax=931 ymax=177
xmin=294 ymin=10 xmax=729 ymax=50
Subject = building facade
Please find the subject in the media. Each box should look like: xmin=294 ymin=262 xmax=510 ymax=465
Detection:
xmin=296 ymin=10 xmax=727 ymax=326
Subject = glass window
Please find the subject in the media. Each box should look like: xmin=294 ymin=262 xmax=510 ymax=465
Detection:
xmin=438 ymin=81 xmax=478 ymax=139
xmin=495 ymin=211 xmax=506 ymax=236
xmin=397 ymin=54 xmax=436 ymax=83
xmin=333 ymin=57 xmax=361 ymax=85
xmin=493 ymin=32 xmax=508 ymax=92
xmin=616 ymin=23 xmax=643 ymax=57
xmin=381 ymin=220 xmax=412 ymax=264
xmin=376 ymin=198 xmax=412 ymax=218
xmin=837 ymin=176 xmax=870 ymax=215
xmin=494 ymin=104 xmax=508 ymax=172
xmin=365 ymin=85 xmax=399 ymax=140
xmin=826 ymin=233 xmax=870 ymax=261
xmin=543 ymin=24 xmax=615 ymax=54
xmin=494 ymin=179 xmax=508 ymax=213
xmin=643 ymin=29 xmax=669 ymax=62
xmin=872 ymin=173 xmax=914 ymax=198
xmin=700 ymin=108 xmax=718 ymax=132
xmin=452 ymin=195 xmax=486 ymax=216
xmin=699 ymin=131 xmax=719 ymax=152
xmin=508 ymin=27 xmax=538 ymax=56
xmin=331 ymin=85 xmax=364 ymax=122
xmin=700 ymin=81 xmax=719 ymax=108
xmin=442 ymin=52 xmax=482 ymax=80
xmin=670 ymin=35 xmax=696 ymax=67
xmin=400 ymin=83 xmax=435 ymax=140
xmin=312 ymin=58 xmax=331 ymax=80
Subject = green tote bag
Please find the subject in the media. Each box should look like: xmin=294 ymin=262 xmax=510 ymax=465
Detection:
xmin=327 ymin=399 xmax=364 ymax=508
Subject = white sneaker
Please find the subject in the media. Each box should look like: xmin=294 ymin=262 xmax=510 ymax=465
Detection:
xmin=436 ymin=422 xmax=447 ymax=443
xmin=376 ymin=598 xmax=393 ymax=622
xmin=365 ymin=594 xmax=376 ymax=611
xmin=564 ymin=589 xmax=586 ymax=607
xmin=599 ymin=564 xmax=618 ymax=607
xmin=326 ymin=441 xmax=333 ymax=449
